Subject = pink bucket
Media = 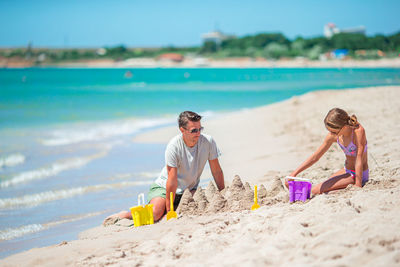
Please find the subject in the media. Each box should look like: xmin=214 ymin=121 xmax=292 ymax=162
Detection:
xmin=288 ymin=180 xmax=312 ymax=202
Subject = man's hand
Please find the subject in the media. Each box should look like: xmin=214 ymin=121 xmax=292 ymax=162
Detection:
xmin=165 ymin=166 xmax=178 ymax=212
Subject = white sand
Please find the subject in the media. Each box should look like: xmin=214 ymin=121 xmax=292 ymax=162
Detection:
xmin=1 ymin=86 xmax=400 ymax=266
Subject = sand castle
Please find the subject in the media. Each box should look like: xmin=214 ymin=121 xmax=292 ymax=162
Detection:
xmin=103 ymin=174 xmax=289 ymax=227
xmin=176 ymin=175 xmax=287 ymax=216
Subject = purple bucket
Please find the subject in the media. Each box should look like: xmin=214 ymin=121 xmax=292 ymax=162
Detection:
xmin=288 ymin=180 xmax=312 ymax=203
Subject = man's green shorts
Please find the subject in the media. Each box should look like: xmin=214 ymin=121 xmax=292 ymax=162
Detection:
xmin=147 ymin=183 xmax=183 ymax=209
xmin=147 ymin=183 xmax=166 ymax=201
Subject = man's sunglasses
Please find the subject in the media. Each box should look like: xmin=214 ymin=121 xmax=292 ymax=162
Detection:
xmin=185 ymin=127 xmax=204 ymax=134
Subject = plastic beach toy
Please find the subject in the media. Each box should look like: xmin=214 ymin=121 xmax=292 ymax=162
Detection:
xmin=166 ymin=192 xmax=177 ymax=221
xmin=130 ymin=193 xmax=154 ymax=227
xmin=251 ymin=185 xmax=260 ymax=210
xmin=285 ymin=176 xmax=312 ymax=203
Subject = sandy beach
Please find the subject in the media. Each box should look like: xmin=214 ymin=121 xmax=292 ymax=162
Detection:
xmin=1 ymin=85 xmax=400 ymax=266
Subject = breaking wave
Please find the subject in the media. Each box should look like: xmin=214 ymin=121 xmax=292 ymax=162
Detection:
xmin=0 ymin=224 xmax=44 ymax=241
xmin=0 ymin=151 xmax=108 ymax=188
xmin=0 ymin=154 xmax=25 ymax=170
xmin=0 ymin=180 xmax=152 ymax=209
xmin=0 ymin=212 xmax=103 ymax=241
xmin=41 ymin=117 xmax=173 ymax=146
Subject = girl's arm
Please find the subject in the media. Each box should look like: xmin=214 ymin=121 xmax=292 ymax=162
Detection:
xmin=354 ymin=126 xmax=367 ymax=187
xmin=290 ymin=133 xmax=335 ymax=177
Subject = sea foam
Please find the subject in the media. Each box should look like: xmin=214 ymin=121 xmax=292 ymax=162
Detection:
xmin=41 ymin=117 xmax=173 ymax=146
xmin=0 ymin=181 xmax=152 ymax=209
xmin=0 ymin=211 xmax=103 ymax=241
xmin=0 ymin=151 xmax=107 ymax=188
xmin=0 ymin=224 xmax=44 ymax=241
xmin=0 ymin=154 xmax=25 ymax=170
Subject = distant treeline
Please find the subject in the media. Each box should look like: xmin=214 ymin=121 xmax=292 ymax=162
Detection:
xmin=1 ymin=32 xmax=399 ymax=62
xmin=0 ymin=46 xmax=199 ymax=63
xmin=202 ymin=32 xmax=400 ymax=59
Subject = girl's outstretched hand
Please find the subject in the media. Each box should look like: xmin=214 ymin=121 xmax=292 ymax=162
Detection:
xmin=284 ymin=175 xmax=294 ymax=188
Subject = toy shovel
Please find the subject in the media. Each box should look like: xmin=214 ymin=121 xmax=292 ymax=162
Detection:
xmin=251 ymin=185 xmax=260 ymax=210
xmin=166 ymin=192 xmax=177 ymax=220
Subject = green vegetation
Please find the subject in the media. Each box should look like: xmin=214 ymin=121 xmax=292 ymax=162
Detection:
xmin=203 ymin=32 xmax=400 ymax=59
xmin=0 ymin=31 xmax=399 ymax=64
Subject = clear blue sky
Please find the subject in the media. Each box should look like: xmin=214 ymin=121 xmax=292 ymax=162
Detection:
xmin=0 ymin=0 xmax=399 ymax=48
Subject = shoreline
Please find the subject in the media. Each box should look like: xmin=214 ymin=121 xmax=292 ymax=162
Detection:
xmin=2 ymin=57 xmax=400 ymax=69
xmin=1 ymin=85 xmax=400 ymax=266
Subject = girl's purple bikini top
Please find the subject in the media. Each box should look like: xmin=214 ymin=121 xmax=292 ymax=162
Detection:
xmin=337 ymin=130 xmax=367 ymax=157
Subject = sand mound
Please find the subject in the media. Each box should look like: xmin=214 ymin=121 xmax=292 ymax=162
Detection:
xmin=224 ymin=175 xmax=245 ymax=201
xmin=266 ymin=176 xmax=286 ymax=197
xmin=222 ymin=175 xmax=251 ymax=211
xmin=193 ymin=187 xmax=208 ymax=211
xmin=258 ymin=184 xmax=268 ymax=203
xmin=220 ymin=186 xmax=228 ymax=197
xmin=244 ymin=181 xmax=252 ymax=192
xmin=205 ymin=181 xmax=217 ymax=201
xmin=206 ymin=190 xmax=226 ymax=213
xmin=176 ymin=189 xmax=197 ymax=215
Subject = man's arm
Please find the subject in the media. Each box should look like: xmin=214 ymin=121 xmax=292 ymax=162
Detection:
xmin=209 ymin=158 xmax=224 ymax=191
xmin=165 ymin=166 xmax=178 ymax=212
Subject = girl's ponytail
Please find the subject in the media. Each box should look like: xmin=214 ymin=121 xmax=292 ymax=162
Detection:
xmin=348 ymin=114 xmax=358 ymax=127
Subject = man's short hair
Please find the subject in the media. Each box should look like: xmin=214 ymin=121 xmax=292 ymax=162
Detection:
xmin=178 ymin=111 xmax=202 ymax=128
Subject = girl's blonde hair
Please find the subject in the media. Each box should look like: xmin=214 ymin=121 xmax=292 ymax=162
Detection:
xmin=324 ymin=108 xmax=358 ymax=130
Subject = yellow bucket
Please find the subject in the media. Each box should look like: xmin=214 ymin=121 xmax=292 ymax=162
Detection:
xmin=130 ymin=193 xmax=154 ymax=227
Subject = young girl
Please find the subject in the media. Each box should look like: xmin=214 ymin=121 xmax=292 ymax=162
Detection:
xmin=287 ymin=108 xmax=369 ymax=195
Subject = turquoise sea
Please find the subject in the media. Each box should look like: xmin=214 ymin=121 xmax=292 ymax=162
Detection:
xmin=0 ymin=67 xmax=399 ymax=258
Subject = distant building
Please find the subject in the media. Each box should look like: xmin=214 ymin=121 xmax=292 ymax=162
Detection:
xmin=324 ymin=23 xmax=340 ymax=38
xmin=201 ymin=31 xmax=235 ymax=45
xmin=157 ymin=53 xmax=184 ymax=62
xmin=96 ymin=48 xmax=106 ymax=56
xmin=324 ymin=23 xmax=366 ymax=38
xmin=331 ymin=49 xmax=349 ymax=59
xmin=340 ymin=26 xmax=366 ymax=35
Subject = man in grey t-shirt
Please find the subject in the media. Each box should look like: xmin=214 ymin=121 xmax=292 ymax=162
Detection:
xmin=103 ymin=111 xmax=225 ymax=225
xmin=148 ymin=111 xmax=225 ymax=221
